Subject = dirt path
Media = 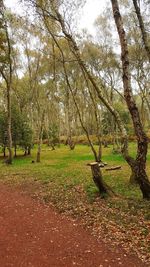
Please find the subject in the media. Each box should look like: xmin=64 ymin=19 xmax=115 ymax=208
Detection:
xmin=0 ymin=183 xmax=146 ymax=267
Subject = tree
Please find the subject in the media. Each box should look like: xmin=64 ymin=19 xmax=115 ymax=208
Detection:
xmin=0 ymin=104 xmax=33 ymax=157
xmin=6 ymin=0 xmax=150 ymax=199
xmin=11 ymin=104 xmax=33 ymax=156
xmin=132 ymin=0 xmax=150 ymax=61
xmin=110 ymin=0 xmax=150 ymax=198
xmin=47 ymin=124 xmax=59 ymax=150
xmin=0 ymin=109 xmax=7 ymax=157
xmin=30 ymin=0 xmax=150 ymax=199
xmin=0 ymin=1 xmax=13 ymax=163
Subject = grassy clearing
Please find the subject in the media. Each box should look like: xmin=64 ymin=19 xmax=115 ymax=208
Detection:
xmin=0 ymin=143 xmax=147 ymax=198
xmin=0 ymin=143 xmax=150 ymax=263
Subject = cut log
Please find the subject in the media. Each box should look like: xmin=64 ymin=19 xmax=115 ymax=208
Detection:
xmin=87 ymin=162 xmax=107 ymax=168
xmin=105 ymin=166 xmax=121 ymax=171
xmin=87 ymin=162 xmax=98 ymax=166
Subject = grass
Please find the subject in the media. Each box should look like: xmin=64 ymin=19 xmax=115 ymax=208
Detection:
xmin=0 ymin=143 xmax=149 ymax=199
xmin=0 ymin=143 xmax=150 ymax=263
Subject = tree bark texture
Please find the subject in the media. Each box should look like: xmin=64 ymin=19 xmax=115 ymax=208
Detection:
xmin=5 ymin=45 xmax=13 ymax=164
xmin=6 ymin=82 xmax=13 ymax=164
xmin=0 ymin=2 xmax=13 ymax=164
xmin=89 ymin=162 xmax=113 ymax=197
xmin=110 ymin=0 xmax=150 ymax=199
xmin=36 ymin=111 xmax=45 ymax=163
xmin=132 ymin=0 xmax=150 ymax=62
xmin=3 ymin=146 xmax=6 ymax=157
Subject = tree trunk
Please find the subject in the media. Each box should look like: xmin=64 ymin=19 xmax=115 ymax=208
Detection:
xmin=97 ymin=140 xmax=102 ymax=162
xmin=103 ymin=140 xmax=108 ymax=148
xmin=6 ymin=82 xmax=13 ymax=164
xmin=88 ymin=86 xmax=102 ymax=162
xmin=14 ymin=144 xmax=17 ymax=157
xmin=88 ymin=162 xmax=114 ymax=197
xmin=0 ymin=4 xmax=13 ymax=164
xmin=61 ymin=54 xmax=99 ymax=160
xmin=3 ymin=146 xmax=6 ymax=157
xmin=36 ymin=132 xmax=43 ymax=163
xmin=51 ymin=144 xmax=55 ymax=150
xmin=27 ymin=146 xmax=31 ymax=155
xmin=129 ymin=170 xmax=138 ymax=184
xmin=36 ymin=111 xmax=45 ymax=163
xmin=132 ymin=0 xmax=150 ymax=62
xmin=24 ymin=147 xmax=27 ymax=156
xmin=36 ymin=143 xmax=41 ymax=163
xmin=68 ymin=137 xmax=75 ymax=150
xmin=66 ymin=88 xmax=75 ymax=150
xmin=110 ymin=0 xmax=150 ymax=199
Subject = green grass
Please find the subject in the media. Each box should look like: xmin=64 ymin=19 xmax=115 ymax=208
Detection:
xmin=0 ymin=143 xmax=149 ymax=199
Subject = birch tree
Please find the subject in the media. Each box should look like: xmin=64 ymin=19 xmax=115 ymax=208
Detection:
xmin=110 ymin=0 xmax=150 ymax=197
xmin=0 ymin=1 xmax=13 ymax=164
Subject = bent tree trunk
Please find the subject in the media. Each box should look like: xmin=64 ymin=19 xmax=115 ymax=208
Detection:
xmin=110 ymin=0 xmax=150 ymax=199
xmin=88 ymin=162 xmax=114 ymax=197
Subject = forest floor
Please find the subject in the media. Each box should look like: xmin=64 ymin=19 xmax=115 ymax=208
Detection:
xmin=0 ymin=182 xmax=147 ymax=267
xmin=0 ymin=144 xmax=150 ymax=266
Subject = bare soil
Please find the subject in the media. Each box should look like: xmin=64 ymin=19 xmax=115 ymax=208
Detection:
xmin=0 ymin=183 xmax=146 ymax=267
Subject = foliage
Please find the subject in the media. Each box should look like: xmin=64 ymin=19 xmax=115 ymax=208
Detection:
xmin=48 ymin=123 xmax=59 ymax=147
xmin=0 ymin=109 xmax=7 ymax=148
xmin=0 ymin=0 xmax=150 ymax=262
xmin=0 ymin=105 xmax=33 ymax=152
